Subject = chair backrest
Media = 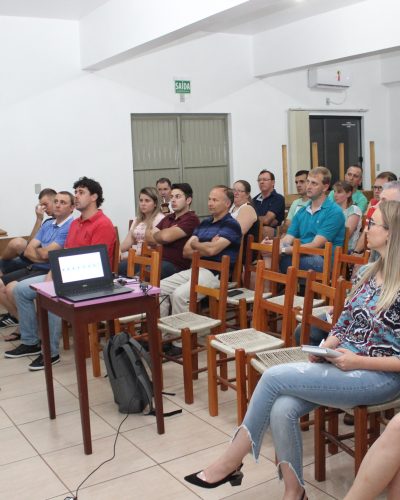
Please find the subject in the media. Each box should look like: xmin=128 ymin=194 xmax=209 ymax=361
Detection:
xmin=299 ymin=270 xmax=347 ymax=345
xmin=252 ymin=259 xmax=297 ymax=346
xmin=126 ymin=248 xmax=161 ymax=287
xmin=189 ymin=251 xmax=230 ymax=332
xmin=112 ymin=226 xmax=120 ymax=274
xmin=291 ymin=239 xmax=332 ymax=285
xmin=343 ymin=226 xmax=350 ymax=254
xmin=243 ymin=234 xmax=280 ymax=289
xmin=331 ymin=246 xmax=370 ymax=286
xmin=230 ymin=236 xmax=244 ymax=287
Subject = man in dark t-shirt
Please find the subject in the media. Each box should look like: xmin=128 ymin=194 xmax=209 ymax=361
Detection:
xmin=146 ymin=183 xmax=200 ymax=279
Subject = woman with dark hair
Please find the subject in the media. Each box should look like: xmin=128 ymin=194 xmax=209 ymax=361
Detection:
xmin=229 ymin=180 xmax=257 ymax=235
xmin=333 ymin=180 xmax=362 ymax=251
xmin=185 ymin=200 xmax=400 ymax=500
xmin=119 ymin=187 xmax=164 ymax=274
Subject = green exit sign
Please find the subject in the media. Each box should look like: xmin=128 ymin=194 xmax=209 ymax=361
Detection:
xmin=175 ymin=80 xmax=191 ymax=94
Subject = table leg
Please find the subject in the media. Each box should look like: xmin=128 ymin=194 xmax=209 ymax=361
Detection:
xmin=147 ymin=296 xmax=164 ymax=434
xmin=72 ymin=318 xmax=93 ymax=454
xmin=37 ymin=295 xmax=55 ymax=419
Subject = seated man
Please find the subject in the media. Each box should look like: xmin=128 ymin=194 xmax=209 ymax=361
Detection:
xmin=277 ymin=166 xmax=345 ymax=274
xmin=328 ymin=165 xmax=368 ymax=214
xmin=252 ymin=169 xmax=285 ymax=238
xmin=281 ymin=170 xmax=309 ymax=233
xmin=159 ymin=185 xmax=241 ymax=318
xmin=0 ymin=191 xmax=74 ymax=331
xmin=145 ymin=183 xmax=200 ymax=279
xmin=156 ymin=177 xmax=172 ymax=214
xmin=6 ymin=177 xmax=116 ymax=371
xmin=0 ymin=188 xmax=56 ymax=277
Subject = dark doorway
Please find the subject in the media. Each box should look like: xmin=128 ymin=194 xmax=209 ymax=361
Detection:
xmin=309 ymin=116 xmax=363 ymax=185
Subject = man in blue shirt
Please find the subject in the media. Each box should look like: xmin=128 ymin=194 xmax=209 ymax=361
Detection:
xmin=0 ymin=191 xmax=74 ymax=331
xmin=276 ymin=167 xmax=345 ymax=274
xmin=252 ymin=169 xmax=285 ymax=239
xmin=159 ymin=185 xmax=241 ymax=318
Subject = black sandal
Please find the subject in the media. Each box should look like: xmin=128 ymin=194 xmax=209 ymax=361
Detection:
xmin=4 ymin=331 xmax=21 ymax=342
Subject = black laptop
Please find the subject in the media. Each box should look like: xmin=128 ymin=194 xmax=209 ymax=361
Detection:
xmin=49 ymin=244 xmax=132 ymax=302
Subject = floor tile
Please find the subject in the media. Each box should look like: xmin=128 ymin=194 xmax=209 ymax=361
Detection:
xmin=19 ymin=409 xmax=115 ymax=454
xmin=0 ymin=385 xmax=79 ymax=425
xmin=0 ymin=407 xmax=13 ymax=429
xmin=123 ymin=412 xmax=228 ymax=463
xmin=69 ymin=465 xmax=198 ymax=500
xmin=0 ymin=370 xmax=61 ymax=401
xmin=66 ymin=376 xmax=114 ymax=407
xmin=0 ymin=426 xmax=37 ymax=465
xmin=0 ymin=456 xmax=68 ymax=500
xmin=43 ymin=434 xmax=156 ymax=490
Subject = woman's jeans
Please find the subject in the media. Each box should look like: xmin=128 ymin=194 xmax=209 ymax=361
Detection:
xmin=239 ymin=362 xmax=400 ymax=486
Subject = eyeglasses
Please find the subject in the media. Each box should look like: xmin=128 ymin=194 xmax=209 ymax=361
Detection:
xmin=372 ymin=185 xmax=383 ymax=191
xmin=367 ymin=218 xmax=388 ymax=230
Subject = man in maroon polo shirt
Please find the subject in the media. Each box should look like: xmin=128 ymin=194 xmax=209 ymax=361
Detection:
xmin=145 ymin=183 xmax=199 ymax=279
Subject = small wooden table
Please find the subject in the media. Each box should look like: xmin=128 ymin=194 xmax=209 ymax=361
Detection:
xmin=32 ymin=281 xmax=163 ymax=454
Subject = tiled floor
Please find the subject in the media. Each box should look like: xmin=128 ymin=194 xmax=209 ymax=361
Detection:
xmin=0 ymin=322 xmax=383 ymax=500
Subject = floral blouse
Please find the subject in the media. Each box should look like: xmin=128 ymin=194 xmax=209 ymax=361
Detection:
xmin=329 ymin=268 xmax=400 ymax=357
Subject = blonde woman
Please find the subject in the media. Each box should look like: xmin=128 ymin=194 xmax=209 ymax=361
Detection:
xmin=185 ymin=200 xmax=400 ymax=500
xmin=119 ymin=187 xmax=164 ymax=274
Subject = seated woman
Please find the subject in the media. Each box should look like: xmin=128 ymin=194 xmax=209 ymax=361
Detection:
xmin=333 ymin=180 xmax=362 ymax=252
xmin=119 ymin=187 xmax=164 ymax=275
xmin=184 ymin=200 xmax=400 ymax=500
xmin=344 ymin=411 xmax=400 ymax=500
xmin=229 ymin=180 xmax=257 ymax=235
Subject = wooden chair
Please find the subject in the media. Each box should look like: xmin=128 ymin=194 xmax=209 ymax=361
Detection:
xmin=208 ymin=261 xmax=297 ymax=424
xmin=227 ymin=236 xmax=244 ymax=289
xmin=158 ymin=251 xmax=230 ymax=404
xmin=331 ymin=246 xmax=370 ymax=286
xmin=226 ymin=234 xmax=280 ymax=329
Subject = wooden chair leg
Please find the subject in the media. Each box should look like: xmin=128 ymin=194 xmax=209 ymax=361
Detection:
xmin=327 ymin=409 xmax=339 ymax=455
xmin=207 ymin=336 xmax=219 ymax=417
xmin=314 ymin=406 xmax=327 ymax=482
xmin=219 ymin=351 xmax=228 ymax=391
xmin=62 ymin=320 xmax=70 ymax=350
xmin=354 ymin=407 xmax=368 ymax=475
xmin=247 ymin=361 xmax=259 ymax=399
xmin=88 ymin=323 xmax=101 ymax=377
xmin=236 ymin=349 xmax=247 ymax=425
xmin=181 ymin=328 xmax=194 ymax=404
xmin=238 ymin=299 xmax=248 ymax=329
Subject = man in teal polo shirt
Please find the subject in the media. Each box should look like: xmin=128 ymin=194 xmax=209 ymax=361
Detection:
xmin=328 ymin=165 xmax=368 ymax=214
xmin=277 ymin=166 xmax=345 ymax=274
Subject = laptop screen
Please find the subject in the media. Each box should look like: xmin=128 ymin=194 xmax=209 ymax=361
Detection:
xmin=59 ymin=251 xmax=104 ymax=284
xmin=49 ymin=244 xmax=113 ymax=296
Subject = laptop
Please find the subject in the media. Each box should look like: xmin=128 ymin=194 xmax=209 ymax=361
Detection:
xmin=49 ymin=244 xmax=132 ymax=302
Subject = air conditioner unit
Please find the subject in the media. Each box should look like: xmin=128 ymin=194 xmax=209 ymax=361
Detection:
xmin=308 ymin=68 xmax=351 ymax=89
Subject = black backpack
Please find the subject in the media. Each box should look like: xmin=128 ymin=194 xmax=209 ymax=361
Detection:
xmin=104 ymin=332 xmax=181 ymax=418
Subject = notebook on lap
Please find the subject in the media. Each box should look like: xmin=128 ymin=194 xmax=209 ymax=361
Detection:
xmin=49 ymin=244 xmax=131 ymax=302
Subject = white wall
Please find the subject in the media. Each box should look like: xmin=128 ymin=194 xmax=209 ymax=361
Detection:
xmin=0 ymin=16 xmax=393 ymax=239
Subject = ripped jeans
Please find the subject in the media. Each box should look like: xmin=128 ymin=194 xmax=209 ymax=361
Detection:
xmin=239 ymin=362 xmax=400 ymax=486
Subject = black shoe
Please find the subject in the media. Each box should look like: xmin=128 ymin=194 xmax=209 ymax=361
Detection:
xmin=28 ymin=353 xmax=60 ymax=371
xmin=0 ymin=313 xmax=19 ymax=328
xmin=184 ymin=464 xmax=243 ymax=489
xmin=4 ymin=343 xmax=41 ymax=358
xmin=167 ymin=345 xmax=182 ymax=357
xmin=343 ymin=412 xmax=354 ymax=425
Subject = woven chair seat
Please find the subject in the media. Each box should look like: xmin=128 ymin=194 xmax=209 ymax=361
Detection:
xmin=268 ymin=294 xmax=325 ymax=308
xmin=250 ymin=347 xmax=309 ymax=374
xmin=226 ymin=288 xmax=272 ymax=305
xmin=211 ymin=328 xmax=284 ymax=355
xmin=342 ymin=397 xmax=400 ymax=415
xmin=158 ymin=312 xmax=221 ymax=335
xmin=295 ymin=305 xmax=330 ymax=323
xmin=117 ymin=313 xmax=145 ymax=324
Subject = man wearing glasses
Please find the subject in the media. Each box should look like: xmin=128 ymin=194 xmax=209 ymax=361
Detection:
xmin=252 ymin=169 xmax=285 ymax=238
xmin=328 ymin=165 xmax=368 ymax=214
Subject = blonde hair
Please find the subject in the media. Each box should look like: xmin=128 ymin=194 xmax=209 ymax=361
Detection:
xmin=132 ymin=187 xmax=161 ymax=230
xmin=349 ymin=200 xmax=400 ymax=312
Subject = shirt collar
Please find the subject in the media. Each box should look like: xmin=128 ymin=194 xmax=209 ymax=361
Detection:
xmin=53 ymin=214 xmax=74 ymax=228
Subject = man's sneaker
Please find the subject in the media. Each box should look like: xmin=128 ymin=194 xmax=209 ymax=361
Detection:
xmin=0 ymin=314 xmax=19 ymax=328
xmin=4 ymin=344 xmax=41 ymax=358
xmin=28 ymin=353 xmax=60 ymax=371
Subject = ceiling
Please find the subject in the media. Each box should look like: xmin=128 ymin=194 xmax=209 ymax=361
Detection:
xmin=0 ymin=0 xmax=366 ymax=31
